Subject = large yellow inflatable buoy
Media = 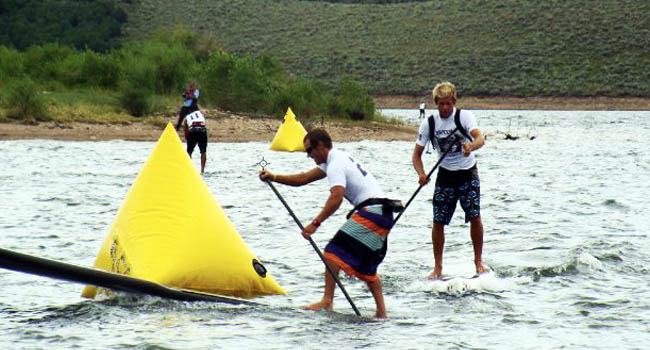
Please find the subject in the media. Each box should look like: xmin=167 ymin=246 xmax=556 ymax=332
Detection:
xmin=269 ymin=107 xmax=307 ymax=152
xmin=82 ymin=123 xmax=286 ymax=299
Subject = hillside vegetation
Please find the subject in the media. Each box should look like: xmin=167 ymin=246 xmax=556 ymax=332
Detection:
xmin=0 ymin=0 xmax=126 ymax=52
xmin=121 ymin=0 xmax=650 ymax=96
xmin=0 ymin=29 xmax=377 ymax=124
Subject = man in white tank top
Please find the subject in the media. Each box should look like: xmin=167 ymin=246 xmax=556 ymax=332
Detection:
xmin=260 ymin=128 xmax=401 ymax=318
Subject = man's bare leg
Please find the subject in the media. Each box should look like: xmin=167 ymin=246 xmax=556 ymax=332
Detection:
xmin=366 ymin=277 xmax=387 ymax=318
xmin=302 ymin=263 xmax=339 ymax=312
xmin=200 ymin=153 xmax=206 ymax=175
xmin=428 ymin=222 xmax=445 ymax=279
xmin=470 ymin=216 xmax=488 ymax=275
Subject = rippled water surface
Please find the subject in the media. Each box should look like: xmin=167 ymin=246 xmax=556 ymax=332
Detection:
xmin=1 ymin=110 xmax=649 ymax=349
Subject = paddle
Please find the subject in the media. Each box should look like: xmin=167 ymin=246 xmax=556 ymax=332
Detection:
xmin=264 ymin=180 xmax=362 ymax=316
xmin=391 ymin=128 xmax=459 ymax=227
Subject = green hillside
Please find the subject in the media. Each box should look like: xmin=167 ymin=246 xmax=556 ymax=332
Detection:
xmin=120 ymin=0 xmax=650 ymax=96
xmin=0 ymin=0 xmax=126 ymax=52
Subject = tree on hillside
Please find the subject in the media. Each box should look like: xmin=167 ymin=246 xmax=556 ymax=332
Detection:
xmin=0 ymin=0 xmax=127 ymax=52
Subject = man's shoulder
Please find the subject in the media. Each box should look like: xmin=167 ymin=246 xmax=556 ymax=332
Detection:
xmin=328 ymin=148 xmax=348 ymax=160
xmin=459 ymin=108 xmax=476 ymax=119
xmin=420 ymin=115 xmax=434 ymax=127
xmin=328 ymin=149 xmax=355 ymax=166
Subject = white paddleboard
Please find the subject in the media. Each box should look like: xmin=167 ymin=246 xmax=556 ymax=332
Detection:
xmin=405 ymin=264 xmax=516 ymax=294
xmin=430 ymin=271 xmax=497 ymax=294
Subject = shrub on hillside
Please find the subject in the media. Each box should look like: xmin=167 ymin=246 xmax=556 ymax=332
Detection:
xmin=331 ymin=77 xmax=375 ymax=120
xmin=201 ymin=51 xmax=273 ymax=112
xmin=152 ymin=26 xmax=220 ymax=62
xmin=119 ymin=85 xmax=151 ymax=117
xmin=119 ymin=40 xmax=196 ymax=94
xmin=58 ymin=51 xmax=121 ymax=89
xmin=228 ymin=57 xmax=272 ymax=112
xmin=0 ymin=47 xmax=24 ymax=81
xmin=66 ymin=51 xmax=122 ymax=89
xmin=0 ymin=0 xmax=126 ymax=52
xmin=3 ymin=79 xmax=50 ymax=122
xmin=22 ymin=43 xmax=76 ymax=83
xmin=200 ymin=49 xmax=237 ymax=107
xmin=269 ymin=78 xmax=331 ymax=118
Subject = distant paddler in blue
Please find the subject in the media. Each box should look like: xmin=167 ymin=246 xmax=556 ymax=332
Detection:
xmin=411 ymin=82 xmax=489 ymax=279
xmin=175 ymin=82 xmax=200 ymax=131
xmin=259 ymin=128 xmax=403 ymax=318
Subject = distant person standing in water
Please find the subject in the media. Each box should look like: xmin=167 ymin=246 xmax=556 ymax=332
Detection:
xmin=176 ymin=82 xmax=200 ymax=131
xmin=182 ymin=104 xmax=208 ymax=175
xmin=411 ymin=82 xmax=488 ymax=279
xmin=419 ymin=102 xmax=426 ymax=119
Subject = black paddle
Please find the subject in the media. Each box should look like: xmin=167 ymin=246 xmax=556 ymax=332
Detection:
xmin=391 ymin=129 xmax=460 ymax=227
xmin=264 ymin=180 xmax=362 ymax=316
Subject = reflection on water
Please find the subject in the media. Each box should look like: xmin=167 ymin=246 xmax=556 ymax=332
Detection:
xmin=1 ymin=110 xmax=650 ymax=349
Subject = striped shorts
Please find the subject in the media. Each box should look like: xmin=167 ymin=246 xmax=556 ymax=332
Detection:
xmin=323 ymin=205 xmax=394 ymax=282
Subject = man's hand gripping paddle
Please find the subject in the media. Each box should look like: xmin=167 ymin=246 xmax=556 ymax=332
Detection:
xmin=391 ymin=128 xmax=459 ymax=227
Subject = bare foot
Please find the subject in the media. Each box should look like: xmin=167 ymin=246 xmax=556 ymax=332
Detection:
xmin=476 ymin=263 xmax=490 ymax=275
xmin=427 ymin=266 xmax=443 ymax=280
xmin=301 ymin=300 xmax=333 ymax=312
xmin=375 ymin=311 xmax=388 ymax=319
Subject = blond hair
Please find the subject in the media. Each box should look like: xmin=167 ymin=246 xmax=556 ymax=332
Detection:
xmin=432 ymin=82 xmax=457 ymax=103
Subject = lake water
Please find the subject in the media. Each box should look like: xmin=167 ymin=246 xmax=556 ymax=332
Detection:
xmin=1 ymin=109 xmax=649 ymax=349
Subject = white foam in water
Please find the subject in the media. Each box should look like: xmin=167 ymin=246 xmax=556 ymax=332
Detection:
xmin=405 ymin=264 xmax=518 ymax=295
xmin=577 ymin=251 xmax=604 ymax=271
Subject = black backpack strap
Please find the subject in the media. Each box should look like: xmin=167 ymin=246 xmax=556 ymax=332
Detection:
xmin=454 ymin=108 xmax=473 ymax=142
xmin=346 ymin=198 xmax=405 ymax=219
xmin=428 ymin=115 xmax=436 ymax=149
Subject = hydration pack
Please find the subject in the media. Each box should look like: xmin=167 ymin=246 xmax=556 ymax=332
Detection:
xmin=428 ymin=108 xmax=472 ymax=149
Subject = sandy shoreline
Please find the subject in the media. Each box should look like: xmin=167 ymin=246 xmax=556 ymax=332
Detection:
xmin=1 ymin=95 xmax=647 ymax=142
xmin=0 ymin=114 xmax=417 ymax=142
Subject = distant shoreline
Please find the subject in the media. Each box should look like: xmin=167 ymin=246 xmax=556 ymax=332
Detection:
xmin=0 ymin=114 xmax=417 ymax=142
xmin=1 ymin=95 xmax=648 ymax=142
xmin=374 ymin=95 xmax=650 ymax=111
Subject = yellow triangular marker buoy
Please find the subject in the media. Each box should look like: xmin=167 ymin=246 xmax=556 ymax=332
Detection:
xmin=82 ymin=123 xmax=286 ymax=299
xmin=269 ymin=107 xmax=307 ymax=152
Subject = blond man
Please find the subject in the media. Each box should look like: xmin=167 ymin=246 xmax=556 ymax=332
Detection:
xmin=412 ymin=82 xmax=488 ymax=279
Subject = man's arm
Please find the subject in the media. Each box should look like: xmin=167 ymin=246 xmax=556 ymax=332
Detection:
xmin=175 ymin=109 xmax=185 ymax=131
xmin=462 ymin=128 xmax=485 ymax=157
xmin=412 ymin=144 xmax=429 ymax=185
xmin=259 ymin=167 xmax=326 ymax=186
xmin=182 ymin=120 xmax=189 ymax=140
xmin=302 ymin=185 xmax=344 ymax=238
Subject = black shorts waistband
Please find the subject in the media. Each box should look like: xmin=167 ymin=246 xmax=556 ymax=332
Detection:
xmin=346 ymin=198 xmax=404 ymax=219
xmin=437 ymin=164 xmax=478 ymax=187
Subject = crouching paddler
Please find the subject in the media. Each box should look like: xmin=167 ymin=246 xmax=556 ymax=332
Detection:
xmin=259 ymin=128 xmax=402 ymax=318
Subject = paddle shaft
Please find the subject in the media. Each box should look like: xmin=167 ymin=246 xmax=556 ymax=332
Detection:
xmin=391 ymin=128 xmax=459 ymax=226
xmin=264 ymin=181 xmax=362 ymax=316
